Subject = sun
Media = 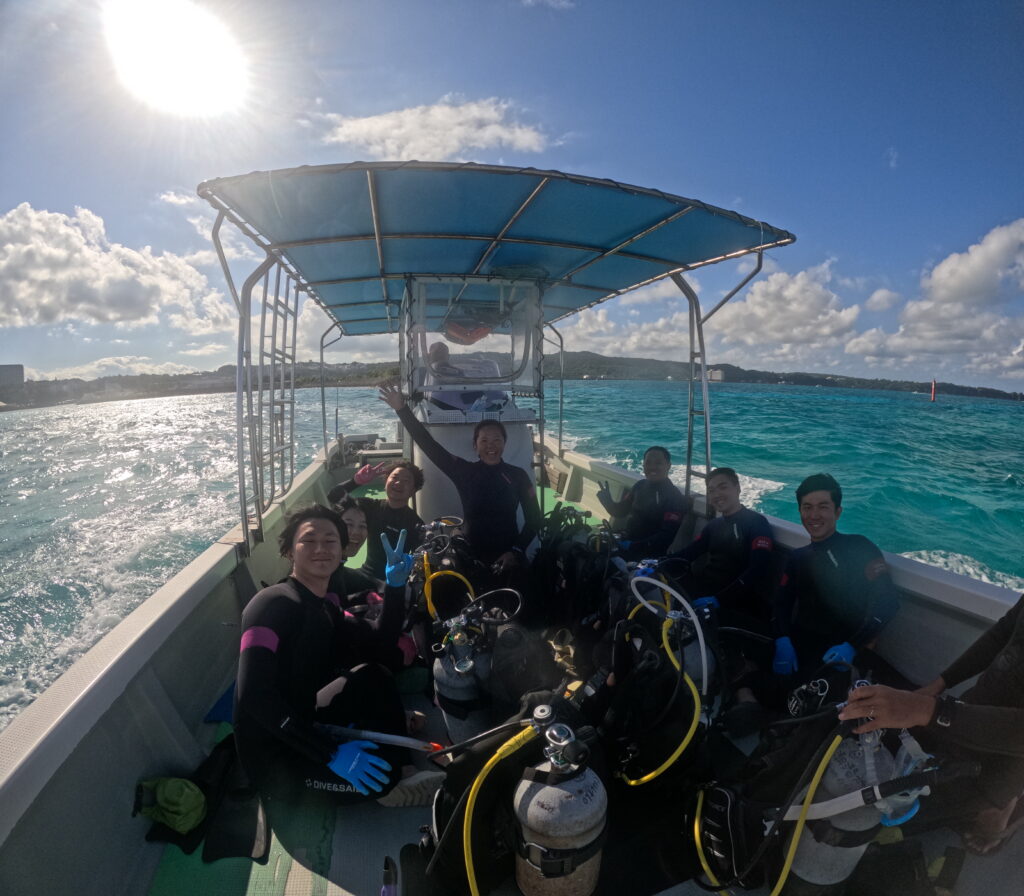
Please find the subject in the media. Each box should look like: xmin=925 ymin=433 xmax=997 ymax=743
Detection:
xmin=102 ymin=0 xmax=249 ymax=117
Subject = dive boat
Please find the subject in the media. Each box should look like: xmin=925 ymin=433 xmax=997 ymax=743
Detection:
xmin=0 ymin=162 xmax=1020 ymax=896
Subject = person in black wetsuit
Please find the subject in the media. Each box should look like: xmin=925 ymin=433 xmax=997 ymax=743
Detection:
xmin=840 ymin=592 xmax=1024 ymax=854
xmin=772 ymin=473 xmax=900 ymax=678
xmin=380 ymin=383 xmax=541 ymax=581
xmin=596 ymin=446 xmax=691 ymax=561
xmin=327 ymin=460 xmax=424 ymax=581
xmin=671 ymin=466 xmax=775 ymax=622
xmin=328 ymin=498 xmax=379 ymax=597
xmin=233 ymin=504 xmax=426 ymax=806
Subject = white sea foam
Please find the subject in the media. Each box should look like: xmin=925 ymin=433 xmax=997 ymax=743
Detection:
xmin=900 ymin=550 xmax=1024 ymax=592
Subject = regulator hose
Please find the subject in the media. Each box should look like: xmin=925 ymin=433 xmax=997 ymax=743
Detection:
xmin=463 ymin=726 xmax=539 ymax=896
xmin=630 ymin=575 xmax=710 ymax=696
xmin=693 ymin=723 xmax=847 ymax=893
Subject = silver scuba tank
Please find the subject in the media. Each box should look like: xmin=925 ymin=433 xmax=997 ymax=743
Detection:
xmin=432 ymin=620 xmax=493 ymax=743
xmin=784 ymin=731 xmax=896 ymax=895
xmin=513 ymin=721 xmax=607 ymax=896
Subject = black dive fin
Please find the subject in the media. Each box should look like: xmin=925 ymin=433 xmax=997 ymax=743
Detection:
xmin=200 ymin=739 xmax=270 ymax=864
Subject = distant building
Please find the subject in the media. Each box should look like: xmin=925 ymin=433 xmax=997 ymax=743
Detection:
xmin=0 ymin=365 xmax=25 ymax=403
xmin=708 ymin=368 xmax=725 ymax=382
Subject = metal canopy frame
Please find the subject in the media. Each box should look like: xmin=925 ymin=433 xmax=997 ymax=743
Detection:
xmin=198 ymin=161 xmax=795 ymax=337
xmin=201 ymin=161 xmax=796 ymax=537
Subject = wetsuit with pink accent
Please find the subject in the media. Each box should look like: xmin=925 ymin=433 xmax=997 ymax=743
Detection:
xmin=233 ymin=576 xmax=406 ymax=802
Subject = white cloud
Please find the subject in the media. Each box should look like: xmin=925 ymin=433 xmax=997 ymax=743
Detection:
xmin=866 ymin=288 xmax=900 ymax=311
xmin=312 ymin=96 xmax=548 ymax=160
xmin=0 ymin=202 xmax=232 ymax=336
xmin=845 ymin=219 xmax=1024 ymax=380
xmin=708 ymin=261 xmax=860 ymax=349
xmin=885 ymin=147 xmax=899 ymax=169
xmin=158 ymin=190 xmax=194 ymax=206
xmin=922 ymin=218 xmax=1024 ymax=307
xmin=180 ymin=342 xmax=231 ymax=357
xmin=294 ymin=298 xmax=397 ymax=364
xmin=32 ymin=356 xmax=199 ymax=380
xmin=619 ymin=277 xmax=695 ymax=306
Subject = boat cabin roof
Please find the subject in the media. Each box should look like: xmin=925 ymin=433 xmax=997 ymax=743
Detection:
xmin=197 ymin=161 xmax=795 ymax=336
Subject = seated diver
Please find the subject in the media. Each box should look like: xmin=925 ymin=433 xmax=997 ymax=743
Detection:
xmin=669 ymin=466 xmax=775 ymax=625
xmin=666 ymin=467 xmax=775 ymax=735
xmin=328 ymin=497 xmax=381 ymax=596
xmin=771 ymin=473 xmax=900 ymax=685
xmin=839 ymin=590 xmax=1024 ymax=855
xmin=327 ymin=458 xmax=425 ymax=581
xmin=329 ymin=497 xmax=420 ymax=673
xmin=233 ymin=504 xmax=439 ymax=807
xmin=380 ymin=382 xmax=541 ymax=593
xmin=595 ymin=446 xmax=692 ymax=562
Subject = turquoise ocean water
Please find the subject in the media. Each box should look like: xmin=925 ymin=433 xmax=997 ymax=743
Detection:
xmin=1 ymin=381 xmax=1022 ymax=730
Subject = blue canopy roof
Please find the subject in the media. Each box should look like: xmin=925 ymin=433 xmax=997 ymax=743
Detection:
xmin=197 ymin=161 xmax=795 ymax=336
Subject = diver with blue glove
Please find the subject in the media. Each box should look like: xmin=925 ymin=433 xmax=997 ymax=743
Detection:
xmin=772 ymin=473 xmax=900 ymax=679
xmin=233 ymin=505 xmax=422 ymax=806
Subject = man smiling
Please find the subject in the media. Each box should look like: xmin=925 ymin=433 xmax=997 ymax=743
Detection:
xmin=772 ymin=473 xmax=900 ymax=676
xmin=671 ymin=467 xmax=774 ymax=620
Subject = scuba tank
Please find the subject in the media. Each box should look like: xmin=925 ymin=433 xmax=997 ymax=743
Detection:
xmin=783 ymin=724 xmax=929 ymax=896
xmin=513 ymin=718 xmax=607 ymax=896
xmin=432 ymin=588 xmax=524 ymax=743
xmin=432 ymin=618 xmax=493 ymax=743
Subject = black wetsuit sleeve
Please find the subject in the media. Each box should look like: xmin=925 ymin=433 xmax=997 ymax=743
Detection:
xmin=327 ymin=478 xmax=356 ymax=504
xmin=515 ymin=471 xmax=542 ymax=552
xmin=673 ymin=528 xmax=709 ymax=564
xmin=396 ymin=405 xmax=461 ymax=481
xmin=336 ymin=584 xmax=406 ymax=665
xmin=628 ymin=486 xmax=688 ymax=555
xmin=941 ymin=595 xmax=1024 ymax=688
xmin=847 ymin=543 xmax=900 ymax=647
xmin=236 ymin=587 xmax=335 ymax=765
xmin=934 ymin=703 xmax=1024 ymax=758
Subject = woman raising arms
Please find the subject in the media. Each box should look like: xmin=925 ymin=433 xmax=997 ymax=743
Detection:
xmin=379 ymin=383 xmax=540 ymax=578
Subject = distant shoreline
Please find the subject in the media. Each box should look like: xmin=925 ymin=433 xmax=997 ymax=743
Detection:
xmin=2 ymin=354 xmax=1021 ymax=412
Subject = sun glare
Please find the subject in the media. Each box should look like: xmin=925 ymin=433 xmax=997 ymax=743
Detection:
xmin=102 ymin=0 xmax=249 ymax=117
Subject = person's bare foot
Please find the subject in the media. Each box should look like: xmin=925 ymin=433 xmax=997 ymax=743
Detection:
xmin=406 ymin=710 xmax=426 ymax=735
xmin=962 ymin=798 xmax=1022 ymax=855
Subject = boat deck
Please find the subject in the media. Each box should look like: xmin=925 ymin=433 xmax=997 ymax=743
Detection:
xmin=138 ymin=482 xmax=1023 ymax=896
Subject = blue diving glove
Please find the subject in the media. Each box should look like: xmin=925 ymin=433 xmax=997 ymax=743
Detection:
xmin=327 ymin=740 xmax=392 ymax=795
xmin=381 ymin=529 xmax=413 ymax=587
xmin=822 ymin=642 xmax=855 ymax=667
xmin=773 ymin=636 xmax=799 ymax=675
xmin=595 ymin=480 xmax=612 ymax=506
xmin=692 ymin=596 xmax=719 ymax=613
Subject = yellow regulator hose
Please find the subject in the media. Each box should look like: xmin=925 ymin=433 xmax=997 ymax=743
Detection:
xmin=463 ymin=726 xmax=539 ymax=896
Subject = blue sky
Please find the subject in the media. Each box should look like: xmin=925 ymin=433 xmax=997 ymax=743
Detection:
xmin=1 ymin=0 xmax=1022 ymax=389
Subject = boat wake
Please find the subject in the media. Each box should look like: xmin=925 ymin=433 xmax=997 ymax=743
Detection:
xmin=901 ymin=550 xmax=1024 ymax=592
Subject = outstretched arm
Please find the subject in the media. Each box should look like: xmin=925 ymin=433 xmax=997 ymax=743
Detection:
xmin=382 ymin=384 xmax=462 ymax=480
